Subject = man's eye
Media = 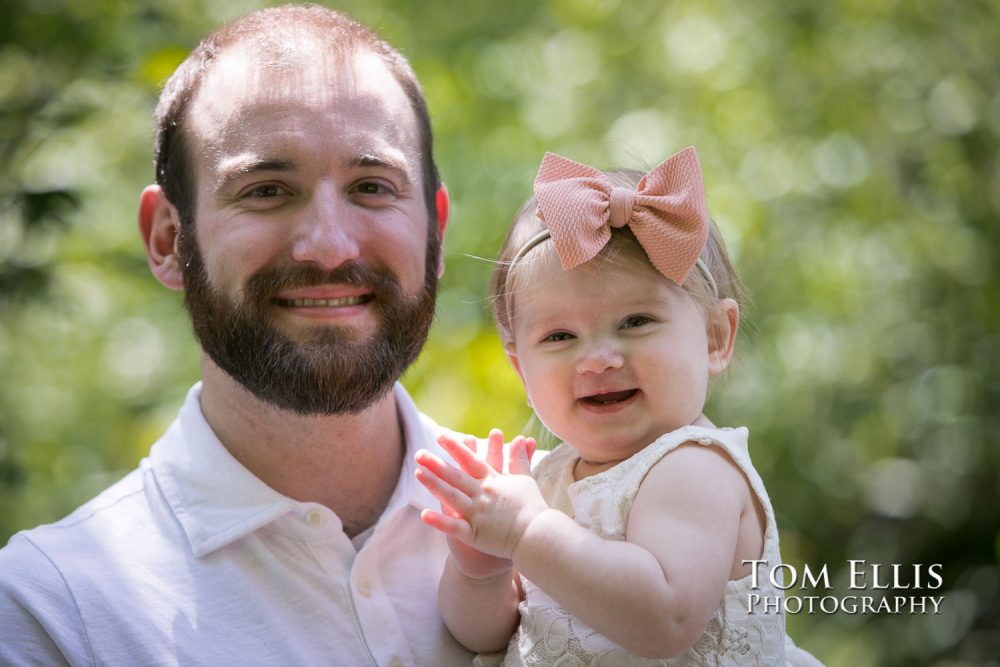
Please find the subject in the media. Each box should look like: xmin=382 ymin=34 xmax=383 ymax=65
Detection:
xmin=244 ymin=184 xmax=283 ymax=198
xmin=622 ymin=315 xmax=652 ymax=329
xmin=354 ymin=181 xmax=392 ymax=195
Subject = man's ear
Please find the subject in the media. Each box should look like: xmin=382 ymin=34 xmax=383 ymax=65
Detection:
xmin=707 ymin=298 xmax=739 ymax=376
xmin=138 ymin=185 xmax=184 ymax=290
xmin=434 ymin=183 xmax=450 ymax=278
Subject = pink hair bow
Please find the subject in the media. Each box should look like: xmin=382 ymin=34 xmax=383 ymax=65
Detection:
xmin=533 ymin=147 xmax=710 ymax=285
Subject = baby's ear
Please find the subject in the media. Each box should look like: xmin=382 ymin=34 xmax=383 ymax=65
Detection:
xmin=504 ymin=341 xmax=525 ymax=383
xmin=707 ymin=298 xmax=739 ymax=376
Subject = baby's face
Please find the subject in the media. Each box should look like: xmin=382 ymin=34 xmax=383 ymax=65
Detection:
xmin=507 ymin=249 xmax=720 ymax=466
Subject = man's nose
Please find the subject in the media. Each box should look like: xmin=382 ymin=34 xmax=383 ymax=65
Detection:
xmin=576 ymin=341 xmax=624 ymax=375
xmin=291 ymin=185 xmax=361 ymax=269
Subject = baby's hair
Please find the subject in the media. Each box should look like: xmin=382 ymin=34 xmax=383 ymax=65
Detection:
xmin=490 ymin=168 xmax=746 ymax=342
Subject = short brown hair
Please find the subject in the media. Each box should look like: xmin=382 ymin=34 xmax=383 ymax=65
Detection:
xmin=153 ymin=3 xmax=439 ymax=229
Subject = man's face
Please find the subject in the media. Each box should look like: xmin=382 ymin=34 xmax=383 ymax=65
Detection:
xmin=177 ymin=46 xmax=437 ymax=414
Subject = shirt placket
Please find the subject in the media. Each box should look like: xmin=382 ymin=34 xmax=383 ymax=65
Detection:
xmin=350 ymin=511 xmax=417 ymax=667
xmin=297 ymin=506 xmax=380 ymax=666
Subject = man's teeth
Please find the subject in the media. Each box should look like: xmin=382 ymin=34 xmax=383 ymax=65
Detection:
xmin=284 ymin=296 xmax=366 ymax=307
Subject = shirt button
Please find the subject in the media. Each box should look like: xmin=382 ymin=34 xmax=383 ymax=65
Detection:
xmin=357 ymin=579 xmax=373 ymax=597
xmin=387 ymin=658 xmax=405 ymax=667
xmin=305 ymin=509 xmax=326 ymax=527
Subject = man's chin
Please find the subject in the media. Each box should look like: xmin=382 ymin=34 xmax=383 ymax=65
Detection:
xmin=267 ymin=313 xmax=377 ymax=344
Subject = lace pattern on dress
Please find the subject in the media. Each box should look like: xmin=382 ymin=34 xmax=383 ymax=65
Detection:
xmin=501 ymin=425 xmax=792 ymax=667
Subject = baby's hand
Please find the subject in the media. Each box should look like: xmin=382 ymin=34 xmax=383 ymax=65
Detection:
xmin=416 ymin=428 xmax=546 ymax=561
xmin=416 ymin=430 xmax=522 ymax=579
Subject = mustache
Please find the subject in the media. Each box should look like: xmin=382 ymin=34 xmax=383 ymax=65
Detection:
xmin=244 ymin=262 xmax=400 ymax=300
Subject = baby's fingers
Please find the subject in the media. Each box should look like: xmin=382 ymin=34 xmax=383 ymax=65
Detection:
xmin=415 ymin=464 xmax=475 ymax=516
xmin=508 ymin=436 xmax=537 ymax=476
xmin=419 ymin=509 xmax=473 ymax=542
xmin=486 ymin=428 xmax=505 ymax=473
xmin=436 ymin=434 xmax=491 ymax=479
xmin=415 ymin=449 xmax=480 ymax=496
xmin=438 ymin=432 xmax=479 ymax=457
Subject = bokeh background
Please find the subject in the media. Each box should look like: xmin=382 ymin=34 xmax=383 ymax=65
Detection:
xmin=1 ymin=0 xmax=997 ymax=664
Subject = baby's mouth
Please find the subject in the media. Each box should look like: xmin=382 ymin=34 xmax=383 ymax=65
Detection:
xmin=580 ymin=389 xmax=638 ymax=406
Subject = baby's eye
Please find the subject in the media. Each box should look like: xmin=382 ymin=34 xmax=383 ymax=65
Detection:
xmin=621 ymin=315 xmax=652 ymax=329
xmin=542 ymin=331 xmax=574 ymax=343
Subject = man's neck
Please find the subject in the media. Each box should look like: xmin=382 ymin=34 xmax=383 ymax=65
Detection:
xmin=198 ymin=359 xmax=405 ymax=537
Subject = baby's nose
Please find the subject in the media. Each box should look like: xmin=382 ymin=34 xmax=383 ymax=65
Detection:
xmin=576 ymin=343 xmax=624 ymax=375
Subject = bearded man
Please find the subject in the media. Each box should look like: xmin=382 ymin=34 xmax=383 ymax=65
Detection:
xmin=0 ymin=5 xmax=474 ymax=665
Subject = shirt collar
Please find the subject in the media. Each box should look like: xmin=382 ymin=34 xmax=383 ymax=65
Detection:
xmin=151 ymin=382 xmax=442 ymax=558
xmin=389 ymin=382 xmax=441 ymax=515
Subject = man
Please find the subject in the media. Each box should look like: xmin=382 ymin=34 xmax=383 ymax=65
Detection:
xmin=0 ymin=5 xmax=472 ymax=665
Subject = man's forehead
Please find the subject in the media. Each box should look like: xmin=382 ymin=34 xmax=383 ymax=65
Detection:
xmin=186 ymin=44 xmax=415 ymax=152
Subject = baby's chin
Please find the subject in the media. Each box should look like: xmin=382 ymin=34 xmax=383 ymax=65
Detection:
xmin=567 ymin=419 xmax=697 ymax=454
xmin=563 ymin=432 xmax=657 ymax=462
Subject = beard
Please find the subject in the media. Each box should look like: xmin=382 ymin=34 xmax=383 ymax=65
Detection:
xmin=177 ymin=230 xmax=438 ymax=416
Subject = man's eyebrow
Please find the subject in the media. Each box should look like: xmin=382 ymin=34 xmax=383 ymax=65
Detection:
xmin=352 ymin=153 xmax=412 ymax=185
xmin=215 ymin=158 xmax=295 ymax=191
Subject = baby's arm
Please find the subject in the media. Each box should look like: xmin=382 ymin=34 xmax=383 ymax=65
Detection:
xmin=516 ymin=443 xmax=746 ymax=657
xmin=420 ymin=439 xmax=748 ymax=659
xmin=415 ymin=430 xmax=535 ymax=654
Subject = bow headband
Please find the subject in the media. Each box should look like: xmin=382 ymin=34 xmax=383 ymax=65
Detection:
xmin=511 ymin=147 xmax=717 ymax=296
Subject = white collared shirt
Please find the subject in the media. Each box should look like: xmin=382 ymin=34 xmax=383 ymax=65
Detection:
xmin=0 ymin=383 xmax=473 ymax=666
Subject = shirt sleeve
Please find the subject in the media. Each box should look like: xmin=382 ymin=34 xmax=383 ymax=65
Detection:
xmin=0 ymin=534 xmax=88 ymax=666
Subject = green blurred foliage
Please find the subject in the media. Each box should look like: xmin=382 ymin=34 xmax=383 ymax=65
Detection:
xmin=1 ymin=0 xmax=997 ymax=664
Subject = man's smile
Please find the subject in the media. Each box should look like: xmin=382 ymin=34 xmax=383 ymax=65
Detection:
xmin=273 ymin=295 xmax=372 ymax=308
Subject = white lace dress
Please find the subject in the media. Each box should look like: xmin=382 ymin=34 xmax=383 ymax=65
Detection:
xmin=496 ymin=425 xmax=822 ymax=667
